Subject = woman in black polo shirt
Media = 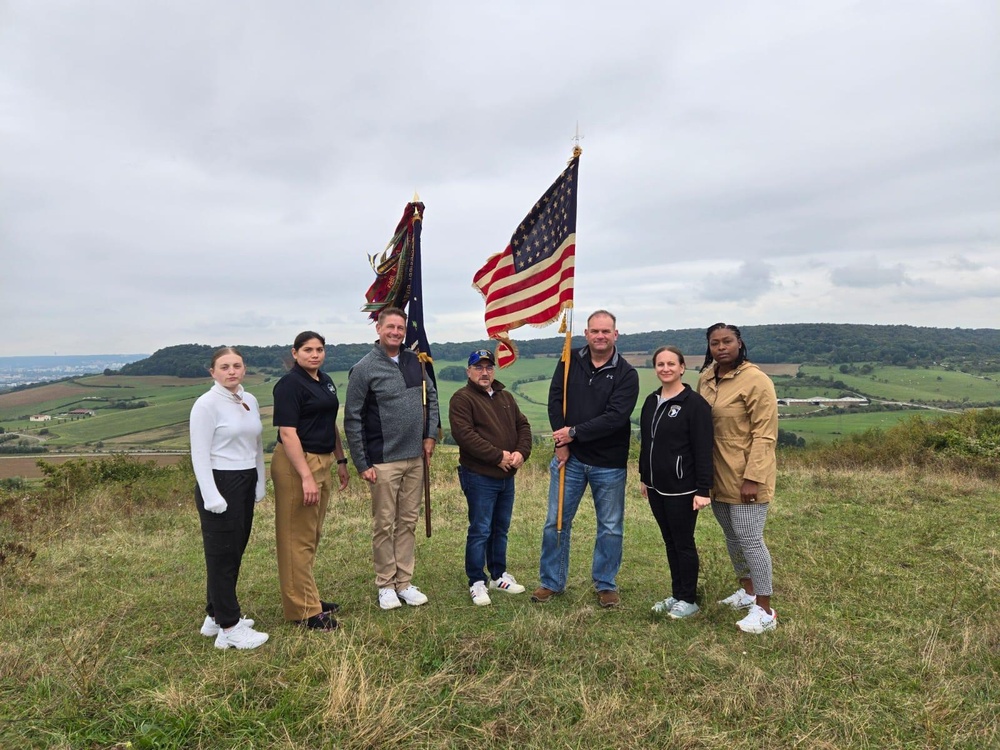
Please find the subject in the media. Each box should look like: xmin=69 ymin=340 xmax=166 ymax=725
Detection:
xmin=272 ymin=331 xmax=349 ymax=630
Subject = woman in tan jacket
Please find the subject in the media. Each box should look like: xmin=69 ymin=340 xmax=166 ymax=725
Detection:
xmin=697 ymin=324 xmax=779 ymax=634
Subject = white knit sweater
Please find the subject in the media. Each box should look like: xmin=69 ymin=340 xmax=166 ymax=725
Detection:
xmin=189 ymin=382 xmax=266 ymax=512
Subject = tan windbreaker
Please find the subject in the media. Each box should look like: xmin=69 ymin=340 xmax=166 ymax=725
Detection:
xmin=697 ymin=362 xmax=778 ymax=504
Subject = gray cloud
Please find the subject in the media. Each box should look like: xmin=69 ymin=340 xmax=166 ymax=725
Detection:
xmin=829 ymin=261 xmax=910 ymax=289
xmin=699 ymin=261 xmax=777 ymax=302
xmin=1 ymin=1 xmax=998 ymax=355
xmin=936 ymin=254 xmax=987 ymax=272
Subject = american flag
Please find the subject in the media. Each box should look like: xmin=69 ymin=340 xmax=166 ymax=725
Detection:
xmin=473 ymin=152 xmax=579 ymax=368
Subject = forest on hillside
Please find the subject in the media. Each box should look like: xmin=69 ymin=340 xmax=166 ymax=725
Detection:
xmin=117 ymin=324 xmax=1000 ymax=377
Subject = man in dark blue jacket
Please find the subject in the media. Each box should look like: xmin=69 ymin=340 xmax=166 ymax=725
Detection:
xmin=532 ymin=310 xmax=640 ymax=608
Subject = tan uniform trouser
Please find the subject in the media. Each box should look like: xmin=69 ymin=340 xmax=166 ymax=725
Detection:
xmin=272 ymin=443 xmax=333 ymax=621
xmin=370 ymin=456 xmax=424 ymax=590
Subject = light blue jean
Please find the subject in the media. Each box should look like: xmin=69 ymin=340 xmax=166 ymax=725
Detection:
xmin=538 ymin=455 xmax=627 ymax=592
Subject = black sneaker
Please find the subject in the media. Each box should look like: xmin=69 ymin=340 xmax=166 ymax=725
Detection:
xmin=299 ymin=611 xmax=338 ymax=631
xmin=321 ymin=600 xmax=340 ymax=614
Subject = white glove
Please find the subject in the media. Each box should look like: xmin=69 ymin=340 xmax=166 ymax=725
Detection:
xmin=203 ymin=497 xmax=228 ymax=514
xmin=255 ymin=484 xmax=266 ymax=503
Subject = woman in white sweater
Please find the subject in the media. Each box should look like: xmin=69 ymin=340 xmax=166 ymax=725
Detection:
xmin=190 ymin=347 xmax=269 ymax=650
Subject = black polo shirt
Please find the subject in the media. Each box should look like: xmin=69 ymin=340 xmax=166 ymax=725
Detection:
xmin=272 ymin=363 xmax=340 ymax=454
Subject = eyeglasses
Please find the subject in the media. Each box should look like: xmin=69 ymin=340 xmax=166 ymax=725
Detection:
xmin=471 ymin=363 xmax=495 ymax=371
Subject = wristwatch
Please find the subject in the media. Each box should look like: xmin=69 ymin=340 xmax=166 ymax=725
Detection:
xmin=568 ymin=427 xmax=577 ymax=439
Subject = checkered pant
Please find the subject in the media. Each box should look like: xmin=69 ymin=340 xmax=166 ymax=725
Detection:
xmin=711 ymin=502 xmax=773 ymax=596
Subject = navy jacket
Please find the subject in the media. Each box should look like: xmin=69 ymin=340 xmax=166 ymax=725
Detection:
xmin=638 ymin=384 xmax=714 ymax=497
xmin=548 ymin=346 xmax=640 ymax=469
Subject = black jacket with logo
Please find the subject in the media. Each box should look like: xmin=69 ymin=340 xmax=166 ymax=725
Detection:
xmin=638 ymin=384 xmax=714 ymax=497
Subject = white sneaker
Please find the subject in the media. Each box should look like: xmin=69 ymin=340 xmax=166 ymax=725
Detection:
xmin=200 ymin=615 xmax=254 ymax=637
xmin=378 ymin=587 xmax=402 ymax=610
xmin=718 ymin=588 xmax=756 ymax=609
xmin=397 ymin=585 xmax=429 ymax=606
xmin=489 ymin=572 xmax=526 ymax=594
xmin=214 ymin=620 xmax=269 ymax=650
xmin=470 ymin=581 xmax=492 ymax=606
xmin=651 ymin=596 xmax=678 ymax=615
xmin=736 ymin=604 xmax=778 ymax=634
xmin=668 ymin=600 xmax=701 ymax=619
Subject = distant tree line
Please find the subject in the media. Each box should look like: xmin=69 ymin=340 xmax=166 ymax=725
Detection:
xmin=110 ymin=400 xmax=149 ymax=410
xmin=0 ymin=434 xmax=47 ymax=454
xmin=114 ymin=324 xmax=1000 ymax=377
xmin=118 ymin=342 xmax=378 ymax=377
xmin=437 ymin=366 xmax=468 ymax=382
xmin=777 ymin=429 xmax=806 ymax=448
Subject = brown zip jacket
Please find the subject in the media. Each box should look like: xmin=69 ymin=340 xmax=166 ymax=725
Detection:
xmin=449 ymin=379 xmax=532 ymax=479
xmin=697 ymin=361 xmax=778 ymax=504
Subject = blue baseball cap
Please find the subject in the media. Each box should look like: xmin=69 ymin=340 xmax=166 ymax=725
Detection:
xmin=468 ymin=349 xmax=496 ymax=367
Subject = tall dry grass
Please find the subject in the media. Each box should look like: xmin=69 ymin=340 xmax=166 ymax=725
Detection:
xmin=0 ymin=445 xmax=997 ymax=749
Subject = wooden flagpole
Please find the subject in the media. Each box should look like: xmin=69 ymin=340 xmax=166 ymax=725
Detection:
xmin=421 ymin=360 xmax=432 ymax=538
xmin=557 ymin=309 xmax=573 ymax=540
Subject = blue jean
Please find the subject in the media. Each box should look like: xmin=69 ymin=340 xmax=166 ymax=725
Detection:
xmin=539 ymin=455 xmax=626 ymax=592
xmin=458 ymin=466 xmax=516 ymax=586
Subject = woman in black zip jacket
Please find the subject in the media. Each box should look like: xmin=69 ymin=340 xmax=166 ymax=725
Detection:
xmin=639 ymin=346 xmax=714 ymax=619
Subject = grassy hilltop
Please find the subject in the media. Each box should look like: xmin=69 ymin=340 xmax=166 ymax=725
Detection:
xmin=0 ymin=412 xmax=997 ymax=749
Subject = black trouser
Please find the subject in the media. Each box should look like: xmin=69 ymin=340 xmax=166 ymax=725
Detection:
xmin=195 ymin=468 xmax=257 ymax=629
xmin=647 ymin=490 xmax=700 ymax=603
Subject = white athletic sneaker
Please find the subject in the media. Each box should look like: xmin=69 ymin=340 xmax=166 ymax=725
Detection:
xmin=470 ymin=581 xmax=492 ymax=606
xmin=214 ymin=620 xmax=269 ymax=650
xmin=200 ymin=615 xmax=254 ymax=637
xmin=651 ymin=596 xmax=678 ymax=615
xmin=378 ymin=587 xmax=402 ymax=610
xmin=736 ymin=604 xmax=778 ymax=634
xmin=718 ymin=588 xmax=756 ymax=609
xmin=668 ymin=600 xmax=701 ymax=619
xmin=397 ymin=585 xmax=429 ymax=606
xmin=489 ymin=572 xmax=526 ymax=594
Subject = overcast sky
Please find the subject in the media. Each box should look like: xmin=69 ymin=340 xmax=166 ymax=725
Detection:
xmin=2 ymin=1 xmax=997 ymax=356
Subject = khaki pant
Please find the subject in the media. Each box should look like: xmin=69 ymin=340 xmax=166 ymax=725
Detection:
xmin=272 ymin=443 xmax=333 ymax=621
xmin=370 ymin=456 xmax=424 ymax=590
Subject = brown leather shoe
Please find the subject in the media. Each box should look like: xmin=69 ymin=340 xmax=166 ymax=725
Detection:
xmin=597 ymin=590 xmax=620 ymax=608
xmin=531 ymin=586 xmax=561 ymax=603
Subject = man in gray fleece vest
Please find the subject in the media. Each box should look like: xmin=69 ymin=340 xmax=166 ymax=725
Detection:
xmin=344 ymin=307 xmax=439 ymax=610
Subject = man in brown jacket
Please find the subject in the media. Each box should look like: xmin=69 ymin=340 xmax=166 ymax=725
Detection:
xmin=449 ymin=349 xmax=533 ymax=606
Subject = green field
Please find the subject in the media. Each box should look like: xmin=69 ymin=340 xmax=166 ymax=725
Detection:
xmin=776 ymin=403 xmax=822 ymax=416
xmin=779 ymin=409 xmax=930 ymax=444
xmin=3 ymin=361 xmax=996 ymax=454
xmin=800 ymin=364 xmax=1000 ymax=403
xmin=45 ymin=400 xmax=200 ymax=446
